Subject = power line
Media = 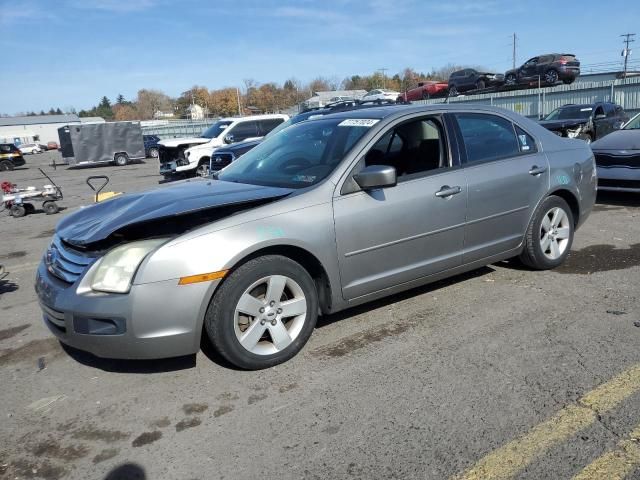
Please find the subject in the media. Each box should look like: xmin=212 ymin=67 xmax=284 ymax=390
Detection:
xmin=621 ymin=33 xmax=636 ymax=78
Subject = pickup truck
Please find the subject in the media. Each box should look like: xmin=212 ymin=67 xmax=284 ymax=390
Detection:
xmin=397 ymin=81 xmax=449 ymax=102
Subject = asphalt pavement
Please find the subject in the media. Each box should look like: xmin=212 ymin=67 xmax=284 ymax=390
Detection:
xmin=1 ymin=151 xmax=639 ymax=480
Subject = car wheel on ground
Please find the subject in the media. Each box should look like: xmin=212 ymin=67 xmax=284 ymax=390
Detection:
xmin=148 ymin=147 xmax=159 ymax=158
xmin=205 ymin=255 xmax=319 ymax=370
xmin=544 ymin=69 xmax=559 ymax=84
xmin=505 ymin=74 xmax=517 ymax=86
xmin=520 ymin=195 xmax=574 ymax=270
xmin=114 ymin=153 xmax=129 ymax=166
xmin=0 ymin=160 xmax=14 ymax=171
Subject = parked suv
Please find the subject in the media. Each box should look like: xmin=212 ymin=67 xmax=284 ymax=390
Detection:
xmin=0 ymin=143 xmax=26 ymax=170
xmin=539 ymin=102 xmax=628 ymax=143
xmin=505 ymin=54 xmax=580 ymax=86
xmin=158 ymin=114 xmax=288 ymax=178
xmin=448 ymin=69 xmax=504 ymax=95
xmin=36 ymin=105 xmax=596 ymax=370
xmin=143 ymin=135 xmax=161 ymax=158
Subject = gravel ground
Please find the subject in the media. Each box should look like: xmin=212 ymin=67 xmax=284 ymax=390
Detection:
xmin=1 ymin=151 xmax=639 ymax=480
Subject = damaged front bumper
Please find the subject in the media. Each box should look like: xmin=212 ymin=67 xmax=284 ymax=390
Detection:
xmin=35 ymin=260 xmax=218 ymax=360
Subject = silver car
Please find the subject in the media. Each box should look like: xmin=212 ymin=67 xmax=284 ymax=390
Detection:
xmin=36 ymin=105 xmax=597 ymax=369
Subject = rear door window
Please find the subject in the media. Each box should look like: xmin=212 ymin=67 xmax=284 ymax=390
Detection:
xmin=228 ymin=121 xmax=259 ymax=141
xmin=454 ymin=113 xmax=521 ymax=164
xmin=258 ymin=119 xmax=285 ymax=136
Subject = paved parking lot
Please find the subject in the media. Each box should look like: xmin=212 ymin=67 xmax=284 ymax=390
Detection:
xmin=1 ymin=151 xmax=639 ymax=480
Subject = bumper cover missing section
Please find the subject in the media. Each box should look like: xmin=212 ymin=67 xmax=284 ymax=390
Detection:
xmin=35 ymin=262 xmax=219 ymax=359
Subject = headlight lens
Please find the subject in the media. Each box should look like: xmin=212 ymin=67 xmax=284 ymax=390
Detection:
xmin=91 ymin=239 xmax=167 ymax=293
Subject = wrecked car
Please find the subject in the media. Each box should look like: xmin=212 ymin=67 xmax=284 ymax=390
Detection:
xmin=539 ymin=102 xmax=628 ymax=143
xmin=158 ymin=114 xmax=287 ymax=178
xmin=36 ymin=104 xmax=596 ymax=370
xmin=591 ymin=112 xmax=640 ymax=192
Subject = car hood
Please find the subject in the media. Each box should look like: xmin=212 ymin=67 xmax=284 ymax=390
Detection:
xmin=539 ymin=118 xmax=589 ymax=130
xmin=591 ymin=129 xmax=640 ymax=151
xmin=159 ymin=137 xmax=210 ymax=147
xmin=56 ymin=179 xmax=294 ymax=247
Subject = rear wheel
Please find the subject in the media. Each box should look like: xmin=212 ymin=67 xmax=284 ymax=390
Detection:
xmin=520 ymin=196 xmax=574 ymax=270
xmin=544 ymin=69 xmax=559 ymax=84
xmin=448 ymin=85 xmax=458 ymax=96
xmin=505 ymin=74 xmax=517 ymax=86
xmin=148 ymin=147 xmax=159 ymax=158
xmin=205 ymin=255 xmax=318 ymax=370
xmin=114 ymin=153 xmax=129 ymax=166
xmin=421 ymin=91 xmax=430 ymax=100
xmin=10 ymin=204 xmax=26 ymax=218
xmin=0 ymin=161 xmax=14 ymax=171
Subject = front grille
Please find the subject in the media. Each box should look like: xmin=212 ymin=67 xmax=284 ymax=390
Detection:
xmin=211 ymin=152 xmax=234 ymax=169
xmin=158 ymin=145 xmax=185 ymax=165
xmin=598 ymin=178 xmax=640 ymax=189
xmin=46 ymin=236 xmax=94 ymax=284
xmin=595 ymin=153 xmax=640 ymax=168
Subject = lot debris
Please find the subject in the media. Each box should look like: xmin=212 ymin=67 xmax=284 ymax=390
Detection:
xmin=606 ymin=310 xmax=627 ymax=316
xmin=37 ymin=357 xmax=46 ymax=371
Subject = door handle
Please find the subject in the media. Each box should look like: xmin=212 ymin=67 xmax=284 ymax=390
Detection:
xmin=435 ymin=185 xmax=462 ymax=198
xmin=529 ymin=165 xmax=547 ymax=176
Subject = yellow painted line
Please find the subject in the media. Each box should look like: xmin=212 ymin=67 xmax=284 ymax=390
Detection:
xmin=453 ymin=363 xmax=640 ymax=480
xmin=572 ymin=423 xmax=640 ymax=480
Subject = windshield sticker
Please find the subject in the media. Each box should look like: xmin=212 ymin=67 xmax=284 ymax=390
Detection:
xmin=338 ymin=119 xmax=380 ymax=127
xmin=518 ymin=134 xmax=530 ymax=151
xmin=292 ymin=175 xmax=317 ymax=183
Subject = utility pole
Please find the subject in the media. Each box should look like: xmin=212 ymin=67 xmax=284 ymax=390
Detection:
xmin=378 ymin=68 xmax=388 ymax=88
xmin=236 ymin=88 xmax=242 ymax=116
xmin=621 ymin=33 xmax=636 ymax=78
xmin=511 ymin=33 xmax=517 ymax=69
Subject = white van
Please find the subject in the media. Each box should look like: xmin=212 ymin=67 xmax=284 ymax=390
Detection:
xmin=158 ymin=114 xmax=288 ymax=177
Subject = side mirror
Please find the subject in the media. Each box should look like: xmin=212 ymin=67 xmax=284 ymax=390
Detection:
xmin=594 ymin=114 xmax=606 ymax=120
xmin=224 ymin=134 xmax=234 ymax=144
xmin=353 ymin=165 xmax=397 ymax=190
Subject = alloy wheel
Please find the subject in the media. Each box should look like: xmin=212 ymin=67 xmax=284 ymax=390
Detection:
xmin=545 ymin=70 xmax=559 ymax=84
xmin=539 ymin=207 xmax=570 ymax=260
xmin=234 ymin=275 xmax=307 ymax=355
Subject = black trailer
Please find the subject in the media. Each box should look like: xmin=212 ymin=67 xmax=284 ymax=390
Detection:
xmin=58 ymin=122 xmax=145 ymax=167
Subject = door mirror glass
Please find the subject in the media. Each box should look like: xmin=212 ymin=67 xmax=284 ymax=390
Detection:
xmin=354 ymin=165 xmax=397 ymax=190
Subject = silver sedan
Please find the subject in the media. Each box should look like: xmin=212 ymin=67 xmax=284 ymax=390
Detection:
xmin=36 ymin=105 xmax=597 ymax=369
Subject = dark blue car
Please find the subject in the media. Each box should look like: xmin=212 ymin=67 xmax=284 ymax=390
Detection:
xmin=143 ymin=135 xmax=161 ymax=158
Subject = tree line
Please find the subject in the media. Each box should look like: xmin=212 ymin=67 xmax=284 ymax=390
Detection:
xmin=7 ymin=64 xmax=480 ymax=120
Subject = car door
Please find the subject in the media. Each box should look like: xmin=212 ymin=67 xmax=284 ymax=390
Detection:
xmin=520 ymin=57 xmax=539 ymax=82
xmin=333 ymin=114 xmax=467 ymax=300
xmin=450 ymin=112 xmax=549 ymax=263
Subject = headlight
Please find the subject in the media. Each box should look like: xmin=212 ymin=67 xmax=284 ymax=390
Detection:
xmin=91 ymin=239 xmax=167 ymax=293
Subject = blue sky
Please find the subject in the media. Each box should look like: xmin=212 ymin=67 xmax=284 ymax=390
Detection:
xmin=1 ymin=0 xmax=638 ymax=114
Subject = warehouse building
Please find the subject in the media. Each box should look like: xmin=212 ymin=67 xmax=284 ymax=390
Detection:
xmin=0 ymin=114 xmax=104 ymax=145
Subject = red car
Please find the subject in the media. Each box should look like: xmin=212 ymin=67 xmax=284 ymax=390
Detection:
xmin=46 ymin=141 xmax=59 ymax=150
xmin=398 ymin=81 xmax=449 ymax=101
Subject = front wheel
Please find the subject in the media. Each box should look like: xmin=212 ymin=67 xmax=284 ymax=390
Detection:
xmin=520 ymin=196 xmax=574 ymax=270
xmin=205 ymin=255 xmax=318 ymax=370
xmin=476 ymin=79 xmax=486 ymax=90
xmin=544 ymin=69 xmax=559 ymax=84
xmin=505 ymin=74 xmax=517 ymax=86
xmin=0 ymin=160 xmax=14 ymax=171
xmin=148 ymin=147 xmax=159 ymax=158
xmin=448 ymin=85 xmax=458 ymax=96
xmin=421 ymin=91 xmax=430 ymax=100
xmin=10 ymin=204 xmax=26 ymax=218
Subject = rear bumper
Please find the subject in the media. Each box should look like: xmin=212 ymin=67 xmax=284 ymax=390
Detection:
xmin=35 ymin=261 xmax=218 ymax=359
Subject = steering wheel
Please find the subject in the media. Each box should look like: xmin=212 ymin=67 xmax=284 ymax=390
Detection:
xmin=281 ymin=158 xmax=312 ymax=172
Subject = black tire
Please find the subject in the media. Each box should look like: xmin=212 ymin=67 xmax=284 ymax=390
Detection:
xmin=448 ymin=85 xmax=458 ymax=96
xmin=43 ymin=201 xmax=59 ymax=215
xmin=577 ymin=133 xmax=593 ymax=144
xmin=205 ymin=255 xmax=319 ymax=370
xmin=520 ymin=195 xmax=574 ymax=270
xmin=505 ymin=74 xmax=517 ymax=86
xmin=544 ymin=69 xmax=559 ymax=85
xmin=10 ymin=204 xmax=26 ymax=218
xmin=114 ymin=153 xmax=129 ymax=166
xmin=476 ymin=79 xmax=486 ymax=90
xmin=148 ymin=147 xmax=159 ymax=158
xmin=421 ymin=91 xmax=430 ymax=100
xmin=0 ymin=160 xmax=14 ymax=171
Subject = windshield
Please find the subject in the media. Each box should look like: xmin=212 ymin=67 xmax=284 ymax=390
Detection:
xmin=217 ymin=117 xmax=376 ymax=189
xmin=544 ymin=106 xmax=593 ymax=121
xmin=201 ymin=120 xmax=233 ymax=139
xmin=624 ymin=114 xmax=640 ymax=130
